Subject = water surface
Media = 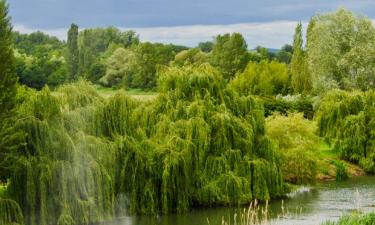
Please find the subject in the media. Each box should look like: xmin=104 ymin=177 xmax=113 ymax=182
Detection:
xmin=110 ymin=176 xmax=375 ymax=225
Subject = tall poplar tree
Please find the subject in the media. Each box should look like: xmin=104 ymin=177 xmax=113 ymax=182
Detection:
xmin=291 ymin=23 xmax=311 ymax=94
xmin=0 ymin=0 xmax=19 ymax=181
xmin=67 ymin=23 xmax=79 ymax=80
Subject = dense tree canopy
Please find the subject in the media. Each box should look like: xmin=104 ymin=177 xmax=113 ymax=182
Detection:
xmin=2 ymin=66 xmax=286 ymax=224
xmin=99 ymin=47 xmax=137 ymax=87
xmin=0 ymin=0 xmax=21 ymax=183
xmin=266 ymin=113 xmax=319 ymax=184
xmin=211 ymin=33 xmax=249 ymax=80
xmin=2 ymin=3 xmax=375 ymax=225
xmin=77 ymin=27 xmax=139 ymax=78
xmin=197 ymin=41 xmax=214 ymax=52
xmin=317 ymin=90 xmax=375 ymax=173
xmin=231 ymin=60 xmax=290 ymax=96
xmin=307 ymin=8 xmax=375 ymax=92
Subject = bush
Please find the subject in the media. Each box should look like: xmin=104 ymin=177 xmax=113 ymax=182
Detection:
xmin=266 ymin=113 xmax=319 ymax=184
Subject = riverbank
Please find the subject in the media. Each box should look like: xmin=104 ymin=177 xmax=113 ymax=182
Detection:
xmin=109 ymin=176 xmax=375 ymax=225
xmin=316 ymin=142 xmax=365 ymax=181
xmin=321 ymin=211 xmax=375 ymax=225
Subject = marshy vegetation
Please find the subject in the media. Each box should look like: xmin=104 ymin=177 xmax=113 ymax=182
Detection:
xmin=1 ymin=0 xmax=375 ymax=224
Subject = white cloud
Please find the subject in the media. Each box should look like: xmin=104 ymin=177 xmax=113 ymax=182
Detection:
xmin=126 ymin=21 xmax=304 ymax=48
xmin=14 ymin=21 xmax=311 ymax=48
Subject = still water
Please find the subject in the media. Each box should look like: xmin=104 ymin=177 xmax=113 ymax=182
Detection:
xmin=110 ymin=176 xmax=375 ymax=225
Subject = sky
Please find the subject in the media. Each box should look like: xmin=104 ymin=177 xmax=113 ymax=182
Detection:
xmin=8 ymin=0 xmax=375 ymax=48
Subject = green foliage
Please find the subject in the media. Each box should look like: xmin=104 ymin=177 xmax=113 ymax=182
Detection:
xmin=5 ymin=65 xmax=286 ymax=225
xmin=12 ymin=30 xmax=68 ymax=89
xmin=266 ymin=113 xmax=319 ymax=184
xmin=0 ymin=185 xmax=6 ymax=198
xmin=317 ymin=90 xmax=375 ymax=173
xmin=307 ymin=8 xmax=375 ymax=92
xmin=0 ymin=198 xmax=24 ymax=225
xmin=13 ymin=31 xmax=64 ymax=56
xmin=254 ymin=46 xmax=276 ymax=61
xmin=275 ymin=44 xmax=293 ymax=64
xmin=67 ymin=24 xmax=79 ymax=81
xmin=211 ymin=33 xmax=249 ymax=79
xmin=261 ymin=95 xmax=314 ymax=119
xmin=231 ymin=60 xmax=290 ymax=96
xmin=172 ymin=48 xmax=208 ymax=67
xmin=0 ymin=0 xmax=17 ymax=117
xmin=332 ymin=160 xmax=349 ymax=181
xmin=198 ymin=41 xmax=214 ymax=52
xmin=78 ymin=27 xmax=139 ymax=78
xmin=322 ymin=211 xmax=375 ymax=225
xmin=6 ymin=83 xmax=116 ymax=225
xmin=99 ymin=47 xmax=137 ymax=87
xmin=130 ymin=42 xmax=176 ymax=89
xmin=291 ymin=23 xmax=311 ymax=94
xmin=0 ymin=0 xmax=21 ymax=183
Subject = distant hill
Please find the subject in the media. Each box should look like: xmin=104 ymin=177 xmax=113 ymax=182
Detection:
xmin=250 ymin=48 xmax=280 ymax=53
xmin=267 ymin=48 xmax=280 ymax=53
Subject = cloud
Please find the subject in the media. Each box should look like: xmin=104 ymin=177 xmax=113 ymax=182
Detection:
xmin=130 ymin=21 xmax=307 ymax=48
xmin=14 ymin=21 xmax=308 ymax=48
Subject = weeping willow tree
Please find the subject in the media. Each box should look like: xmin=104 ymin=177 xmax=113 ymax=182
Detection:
xmin=6 ymin=65 xmax=286 ymax=224
xmin=0 ymin=198 xmax=24 ymax=225
xmin=99 ymin=64 xmax=286 ymax=214
xmin=6 ymin=81 xmax=116 ymax=225
xmin=317 ymin=90 xmax=375 ymax=173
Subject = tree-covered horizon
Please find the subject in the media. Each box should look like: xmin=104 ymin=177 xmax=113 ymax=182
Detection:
xmin=1 ymin=1 xmax=375 ymax=224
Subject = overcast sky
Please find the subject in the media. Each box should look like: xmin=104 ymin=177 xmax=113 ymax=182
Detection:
xmin=8 ymin=0 xmax=375 ymax=48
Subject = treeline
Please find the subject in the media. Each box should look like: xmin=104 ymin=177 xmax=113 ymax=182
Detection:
xmin=11 ymin=8 xmax=375 ymax=95
xmin=12 ymin=26 xmax=293 ymax=90
xmin=1 ymin=0 xmax=375 ymax=224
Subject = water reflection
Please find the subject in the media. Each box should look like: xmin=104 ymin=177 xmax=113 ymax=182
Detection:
xmin=110 ymin=176 xmax=375 ymax=225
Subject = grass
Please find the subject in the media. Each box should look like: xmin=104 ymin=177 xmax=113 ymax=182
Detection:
xmin=94 ymin=85 xmax=158 ymax=101
xmin=316 ymin=141 xmax=364 ymax=181
xmin=321 ymin=211 xmax=375 ymax=225
xmin=212 ymin=201 xmax=271 ymax=225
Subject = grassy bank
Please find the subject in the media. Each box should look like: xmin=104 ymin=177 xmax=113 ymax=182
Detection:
xmin=322 ymin=212 xmax=375 ymax=225
xmin=316 ymin=141 xmax=365 ymax=181
xmin=94 ymin=85 xmax=157 ymax=101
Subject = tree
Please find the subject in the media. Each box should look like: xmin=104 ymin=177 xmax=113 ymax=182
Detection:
xmin=131 ymin=42 xmax=175 ymax=89
xmin=198 ymin=41 xmax=213 ymax=52
xmin=317 ymin=90 xmax=375 ymax=173
xmin=0 ymin=0 xmax=19 ymax=181
xmin=99 ymin=47 xmax=137 ymax=87
xmin=307 ymin=8 xmax=375 ymax=92
xmin=172 ymin=48 xmax=208 ymax=67
xmin=15 ymin=50 xmax=67 ymax=89
xmin=231 ymin=60 xmax=290 ymax=96
xmin=211 ymin=33 xmax=248 ymax=79
xmin=78 ymin=27 xmax=139 ymax=77
xmin=13 ymin=31 xmax=64 ymax=55
xmin=67 ymin=23 xmax=79 ymax=80
xmin=266 ymin=113 xmax=319 ymax=184
xmin=276 ymin=44 xmax=293 ymax=64
xmin=291 ymin=23 xmax=311 ymax=94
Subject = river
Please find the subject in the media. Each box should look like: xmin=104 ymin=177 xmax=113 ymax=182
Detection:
xmin=110 ymin=176 xmax=375 ymax=225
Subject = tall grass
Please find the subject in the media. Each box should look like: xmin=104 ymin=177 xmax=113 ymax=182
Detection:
xmin=216 ymin=200 xmax=303 ymax=225
xmin=321 ymin=212 xmax=375 ymax=225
